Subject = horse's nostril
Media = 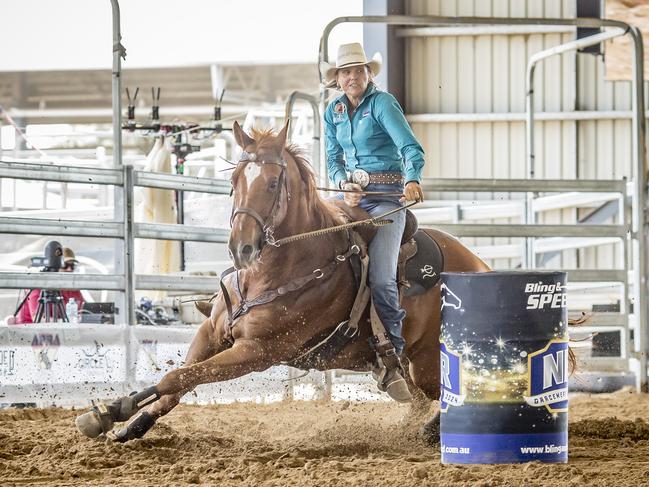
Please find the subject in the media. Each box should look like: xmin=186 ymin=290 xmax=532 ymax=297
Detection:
xmin=241 ymin=244 xmax=254 ymax=258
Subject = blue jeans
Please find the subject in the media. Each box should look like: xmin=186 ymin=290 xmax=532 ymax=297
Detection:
xmin=357 ymin=183 xmax=407 ymax=354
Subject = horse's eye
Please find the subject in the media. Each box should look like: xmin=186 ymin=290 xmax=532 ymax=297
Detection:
xmin=268 ymin=179 xmax=279 ymax=192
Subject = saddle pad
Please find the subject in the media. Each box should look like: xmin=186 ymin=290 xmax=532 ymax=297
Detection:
xmin=402 ymin=230 xmax=444 ymax=297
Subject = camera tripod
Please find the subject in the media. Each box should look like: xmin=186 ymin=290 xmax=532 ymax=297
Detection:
xmin=14 ymin=289 xmax=69 ymax=323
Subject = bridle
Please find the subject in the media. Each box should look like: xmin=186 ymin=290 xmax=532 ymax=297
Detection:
xmin=230 ymin=150 xmax=291 ymax=247
xmin=229 ymin=148 xmax=418 ymax=250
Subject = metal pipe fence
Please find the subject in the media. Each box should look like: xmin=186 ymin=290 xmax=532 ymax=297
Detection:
xmin=318 ymin=15 xmax=646 ymax=390
xmin=0 ymin=10 xmax=645 ymax=397
xmin=0 ymin=161 xmax=228 ymax=322
xmin=285 ymin=91 xmax=322 ymax=178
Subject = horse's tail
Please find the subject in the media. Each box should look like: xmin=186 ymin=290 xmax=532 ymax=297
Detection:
xmin=568 ymin=313 xmax=591 ymax=375
xmin=568 ymin=348 xmax=577 ymax=375
xmin=568 ymin=312 xmax=597 ymax=375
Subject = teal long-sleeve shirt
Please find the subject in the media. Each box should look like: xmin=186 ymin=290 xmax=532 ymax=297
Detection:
xmin=324 ymin=83 xmax=425 ymax=188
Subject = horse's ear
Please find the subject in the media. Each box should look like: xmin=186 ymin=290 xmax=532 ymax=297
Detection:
xmin=233 ymin=121 xmax=255 ymax=149
xmin=275 ymin=120 xmax=290 ymax=150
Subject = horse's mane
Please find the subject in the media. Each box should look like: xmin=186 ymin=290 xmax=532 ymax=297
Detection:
xmin=251 ymin=128 xmax=345 ymax=229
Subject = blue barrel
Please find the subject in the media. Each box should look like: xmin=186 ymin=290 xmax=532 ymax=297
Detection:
xmin=439 ymin=271 xmax=568 ymax=464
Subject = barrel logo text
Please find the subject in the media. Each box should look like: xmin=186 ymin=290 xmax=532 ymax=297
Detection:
xmin=440 ymin=342 xmax=465 ymax=412
xmin=524 ymin=281 xmax=567 ymax=310
xmin=524 ymin=339 xmax=569 ymax=413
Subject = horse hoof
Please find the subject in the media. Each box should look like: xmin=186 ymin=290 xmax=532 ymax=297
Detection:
xmin=75 ymin=408 xmax=113 ymax=438
xmin=75 ymin=410 xmax=103 ymax=438
xmin=385 ymin=378 xmax=413 ymax=403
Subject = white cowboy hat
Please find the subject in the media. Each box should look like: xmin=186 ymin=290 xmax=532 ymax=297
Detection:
xmin=319 ymin=42 xmax=382 ymax=89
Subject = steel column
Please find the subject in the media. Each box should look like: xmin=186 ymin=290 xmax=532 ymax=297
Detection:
xmin=629 ymin=26 xmax=648 ymax=390
xmin=525 ymin=27 xmax=626 ymax=268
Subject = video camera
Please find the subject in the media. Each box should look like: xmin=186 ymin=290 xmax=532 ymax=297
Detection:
xmin=30 ymin=240 xmax=64 ymax=272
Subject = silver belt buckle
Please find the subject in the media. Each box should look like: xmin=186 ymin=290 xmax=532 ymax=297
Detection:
xmin=351 ymin=169 xmax=370 ymax=189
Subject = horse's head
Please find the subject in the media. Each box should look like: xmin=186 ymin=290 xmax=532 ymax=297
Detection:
xmin=229 ymin=121 xmax=291 ymax=269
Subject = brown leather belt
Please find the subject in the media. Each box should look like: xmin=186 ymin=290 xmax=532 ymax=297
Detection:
xmin=351 ymin=169 xmax=403 ymax=188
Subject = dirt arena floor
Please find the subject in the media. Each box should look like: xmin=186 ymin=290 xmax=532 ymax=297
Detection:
xmin=1 ymin=389 xmax=649 ymax=486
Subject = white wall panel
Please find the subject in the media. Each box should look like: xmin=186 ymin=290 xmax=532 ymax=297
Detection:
xmin=404 ymin=0 xmax=586 ymax=269
xmin=401 ymin=0 xmax=639 ymax=274
xmin=575 ymin=45 xmax=636 ymax=274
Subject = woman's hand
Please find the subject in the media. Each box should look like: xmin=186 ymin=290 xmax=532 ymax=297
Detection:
xmin=342 ymin=182 xmax=363 ymax=207
xmin=401 ymin=181 xmax=424 ymax=203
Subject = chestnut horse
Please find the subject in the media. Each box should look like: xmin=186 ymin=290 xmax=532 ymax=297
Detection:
xmin=75 ymin=122 xmax=489 ymax=442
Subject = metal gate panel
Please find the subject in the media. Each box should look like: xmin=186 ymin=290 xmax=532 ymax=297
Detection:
xmin=404 ymin=2 xmax=580 ymax=270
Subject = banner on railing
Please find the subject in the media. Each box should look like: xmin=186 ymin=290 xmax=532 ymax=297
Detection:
xmin=0 ymin=323 xmax=316 ymax=407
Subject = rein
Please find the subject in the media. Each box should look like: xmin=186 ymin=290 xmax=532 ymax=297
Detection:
xmin=315 ymin=186 xmax=403 ymax=196
xmin=229 ymin=150 xmax=416 ymax=248
xmin=267 ymin=200 xmax=418 ymax=247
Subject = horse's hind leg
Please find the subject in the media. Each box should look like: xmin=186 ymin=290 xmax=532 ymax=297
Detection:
xmin=407 ymin=348 xmax=441 ymax=445
xmin=403 ymin=310 xmax=442 ymax=444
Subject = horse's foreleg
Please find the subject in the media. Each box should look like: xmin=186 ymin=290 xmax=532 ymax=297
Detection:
xmin=94 ymin=339 xmax=270 ymax=442
xmin=155 ymin=339 xmax=270 ymax=394
xmin=75 ymin=318 xmax=220 ymax=440
xmin=110 ymin=323 xmax=226 ymax=442
xmin=110 ymin=393 xmax=183 ymax=442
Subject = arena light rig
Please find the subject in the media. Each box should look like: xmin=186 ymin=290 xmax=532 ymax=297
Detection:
xmin=122 ymin=86 xmax=230 ymax=173
xmin=122 ymin=87 xmax=230 ymax=271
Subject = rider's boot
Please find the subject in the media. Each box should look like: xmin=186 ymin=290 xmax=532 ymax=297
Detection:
xmin=371 ymin=333 xmax=412 ymax=403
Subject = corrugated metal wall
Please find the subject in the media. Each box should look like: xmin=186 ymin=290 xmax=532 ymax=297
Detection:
xmin=577 ymin=49 xmax=631 ymax=272
xmin=403 ymin=0 xmax=633 ymax=272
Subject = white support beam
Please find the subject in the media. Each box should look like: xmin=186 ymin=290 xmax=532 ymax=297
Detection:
xmin=406 ymin=110 xmax=649 ymax=123
xmin=397 ymin=25 xmax=575 ymax=37
xmin=433 ymin=223 xmax=627 ymax=238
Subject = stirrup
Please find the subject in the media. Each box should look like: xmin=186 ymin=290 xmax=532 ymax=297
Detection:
xmin=371 ymin=334 xmax=412 ymax=403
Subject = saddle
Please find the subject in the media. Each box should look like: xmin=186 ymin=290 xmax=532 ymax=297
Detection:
xmin=331 ymin=200 xmax=444 ymax=295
